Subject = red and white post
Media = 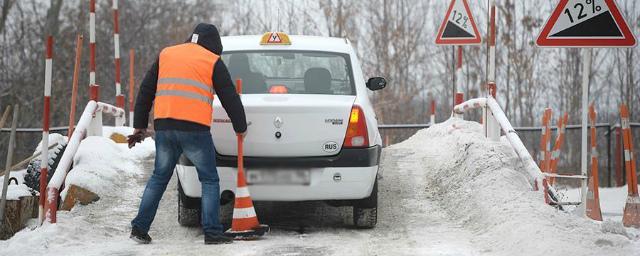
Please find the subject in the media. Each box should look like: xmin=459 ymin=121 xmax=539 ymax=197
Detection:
xmin=456 ymin=46 xmax=463 ymax=101
xmin=113 ymin=0 xmax=125 ymax=124
xmin=129 ymin=49 xmax=135 ymax=127
xmin=430 ymin=100 xmax=436 ymax=125
xmin=89 ymin=0 xmax=99 ymax=101
xmin=39 ymin=36 xmax=53 ymax=224
xmin=484 ymin=0 xmax=500 ymax=141
xmin=454 ymin=93 xmax=464 ymax=119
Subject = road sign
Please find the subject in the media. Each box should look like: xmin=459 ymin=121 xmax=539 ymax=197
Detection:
xmin=435 ymin=0 xmax=482 ymax=45
xmin=537 ymin=0 xmax=637 ymax=47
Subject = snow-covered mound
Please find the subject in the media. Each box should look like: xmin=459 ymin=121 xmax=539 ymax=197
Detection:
xmin=61 ymin=133 xmax=154 ymax=199
xmin=390 ymin=118 xmax=639 ymax=256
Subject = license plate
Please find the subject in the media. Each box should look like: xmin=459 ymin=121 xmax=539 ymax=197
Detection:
xmin=246 ymin=169 xmax=310 ymax=185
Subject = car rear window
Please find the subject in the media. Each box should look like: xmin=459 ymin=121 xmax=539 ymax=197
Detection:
xmin=222 ymin=51 xmax=355 ymax=95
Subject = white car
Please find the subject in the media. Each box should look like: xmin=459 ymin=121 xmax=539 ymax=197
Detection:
xmin=175 ymin=32 xmax=386 ymax=228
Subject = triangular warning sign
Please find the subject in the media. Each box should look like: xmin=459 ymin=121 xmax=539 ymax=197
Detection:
xmin=268 ymin=32 xmax=282 ymax=43
xmin=537 ymin=0 xmax=636 ymax=47
xmin=435 ymin=0 xmax=482 ymax=45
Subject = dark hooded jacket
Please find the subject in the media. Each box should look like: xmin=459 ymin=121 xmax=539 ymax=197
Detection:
xmin=133 ymin=23 xmax=247 ymax=133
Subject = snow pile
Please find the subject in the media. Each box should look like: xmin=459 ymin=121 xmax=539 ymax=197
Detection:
xmin=32 ymin=133 xmax=68 ymax=156
xmin=2 ymin=183 xmax=32 ymax=200
xmin=60 ymin=135 xmax=154 ymax=199
xmin=390 ymin=118 xmax=639 ymax=256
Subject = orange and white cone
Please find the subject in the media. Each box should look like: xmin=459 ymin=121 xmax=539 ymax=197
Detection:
xmin=224 ymin=79 xmax=269 ymax=239
xmin=585 ymin=179 xmax=602 ymax=221
xmin=586 ymin=105 xmax=602 ymax=221
xmin=621 ymin=104 xmax=640 ymax=227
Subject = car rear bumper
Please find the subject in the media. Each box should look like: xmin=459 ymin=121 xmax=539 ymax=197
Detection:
xmin=177 ymin=165 xmax=378 ymax=201
xmin=175 ymin=146 xmax=381 ymax=201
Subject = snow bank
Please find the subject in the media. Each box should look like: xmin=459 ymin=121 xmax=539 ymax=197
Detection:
xmin=61 ymin=134 xmax=155 ymax=199
xmin=390 ymin=118 xmax=639 ymax=256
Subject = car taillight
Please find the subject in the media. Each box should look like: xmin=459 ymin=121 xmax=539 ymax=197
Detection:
xmin=343 ymin=105 xmax=369 ymax=148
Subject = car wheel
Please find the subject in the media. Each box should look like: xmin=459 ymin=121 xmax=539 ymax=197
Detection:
xmin=353 ymin=178 xmax=377 ymax=229
xmin=219 ymin=199 xmax=234 ymax=230
xmin=177 ymin=183 xmax=200 ymax=227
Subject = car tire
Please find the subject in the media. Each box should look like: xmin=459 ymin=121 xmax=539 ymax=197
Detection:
xmin=24 ymin=142 xmax=68 ymax=192
xmin=177 ymin=183 xmax=201 ymax=227
xmin=219 ymin=199 xmax=234 ymax=230
xmin=353 ymin=178 xmax=378 ymax=229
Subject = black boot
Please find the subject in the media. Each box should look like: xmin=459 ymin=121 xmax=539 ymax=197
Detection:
xmin=130 ymin=228 xmax=152 ymax=244
xmin=204 ymin=233 xmax=233 ymax=244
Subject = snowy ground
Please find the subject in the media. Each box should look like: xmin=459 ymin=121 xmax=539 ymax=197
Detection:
xmin=1 ymin=120 xmax=639 ymax=255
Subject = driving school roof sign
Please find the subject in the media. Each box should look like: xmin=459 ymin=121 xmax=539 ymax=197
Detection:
xmin=435 ymin=0 xmax=482 ymax=45
xmin=536 ymin=0 xmax=636 ymax=47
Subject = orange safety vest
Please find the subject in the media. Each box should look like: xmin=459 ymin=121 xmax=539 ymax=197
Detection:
xmin=154 ymin=43 xmax=219 ymax=127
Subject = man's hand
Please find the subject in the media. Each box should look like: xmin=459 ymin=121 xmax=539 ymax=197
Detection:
xmin=237 ymin=130 xmax=247 ymax=139
xmin=128 ymin=128 xmax=148 ymax=149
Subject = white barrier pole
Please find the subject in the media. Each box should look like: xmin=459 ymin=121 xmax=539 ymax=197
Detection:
xmin=486 ymin=98 xmax=559 ymax=196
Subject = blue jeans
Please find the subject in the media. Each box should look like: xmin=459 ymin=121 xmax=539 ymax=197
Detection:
xmin=131 ymin=130 xmax=223 ymax=235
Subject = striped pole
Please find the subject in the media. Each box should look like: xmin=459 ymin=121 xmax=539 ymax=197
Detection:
xmin=129 ymin=49 xmax=135 ymax=127
xmin=456 ymin=46 xmax=463 ymax=99
xmin=68 ymin=35 xmax=83 ymax=136
xmin=487 ymin=1 xmax=496 ymax=83
xmin=113 ymin=0 xmax=124 ymax=112
xmin=430 ymin=100 xmax=436 ymax=125
xmin=620 ymin=104 xmax=640 ymax=227
xmin=39 ymin=36 xmax=53 ymax=224
xmin=586 ymin=104 xmax=602 ymax=220
xmin=89 ymin=0 xmax=99 ymax=101
xmin=549 ymin=112 xmax=568 ymax=185
xmin=454 ymin=93 xmax=464 ymax=119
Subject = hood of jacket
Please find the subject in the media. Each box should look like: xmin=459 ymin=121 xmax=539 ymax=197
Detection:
xmin=188 ymin=23 xmax=223 ymax=55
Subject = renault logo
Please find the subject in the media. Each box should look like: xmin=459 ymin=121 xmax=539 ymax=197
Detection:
xmin=274 ymin=116 xmax=283 ymax=128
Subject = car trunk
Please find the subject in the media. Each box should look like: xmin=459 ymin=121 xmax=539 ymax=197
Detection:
xmin=211 ymin=94 xmax=356 ymax=157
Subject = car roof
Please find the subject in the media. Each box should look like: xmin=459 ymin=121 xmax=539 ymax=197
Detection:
xmin=221 ymin=35 xmax=353 ymax=54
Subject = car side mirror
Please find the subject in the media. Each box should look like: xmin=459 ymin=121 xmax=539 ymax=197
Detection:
xmin=366 ymin=77 xmax=387 ymax=91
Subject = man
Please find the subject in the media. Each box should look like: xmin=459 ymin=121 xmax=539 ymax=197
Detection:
xmin=128 ymin=23 xmax=247 ymax=245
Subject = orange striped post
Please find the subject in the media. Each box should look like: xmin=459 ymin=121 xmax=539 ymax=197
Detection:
xmin=621 ymin=104 xmax=640 ymax=227
xmin=113 ymin=0 xmax=124 ymax=110
xmin=538 ymin=108 xmax=552 ymax=174
xmin=549 ymin=112 xmax=568 ymax=185
xmin=615 ymin=124 xmax=624 ymax=186
xmin=224 ymin=79 xmax=269 ymax=239
xmin=586 ymin=104 xmax=602 ymax=221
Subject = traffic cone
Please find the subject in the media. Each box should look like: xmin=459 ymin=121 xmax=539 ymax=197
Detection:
xmin=585 ymin=178 xmax=602 ymax=221
xmin=586 ymin=105 xmax=602 ymax=221
xmin=224 ymin=79 xmax=269 ymax=239
xmin=224 ymin=134 xmax=269 ymax=239
xmin=623 ymin=195 xmax=640 ymax=228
